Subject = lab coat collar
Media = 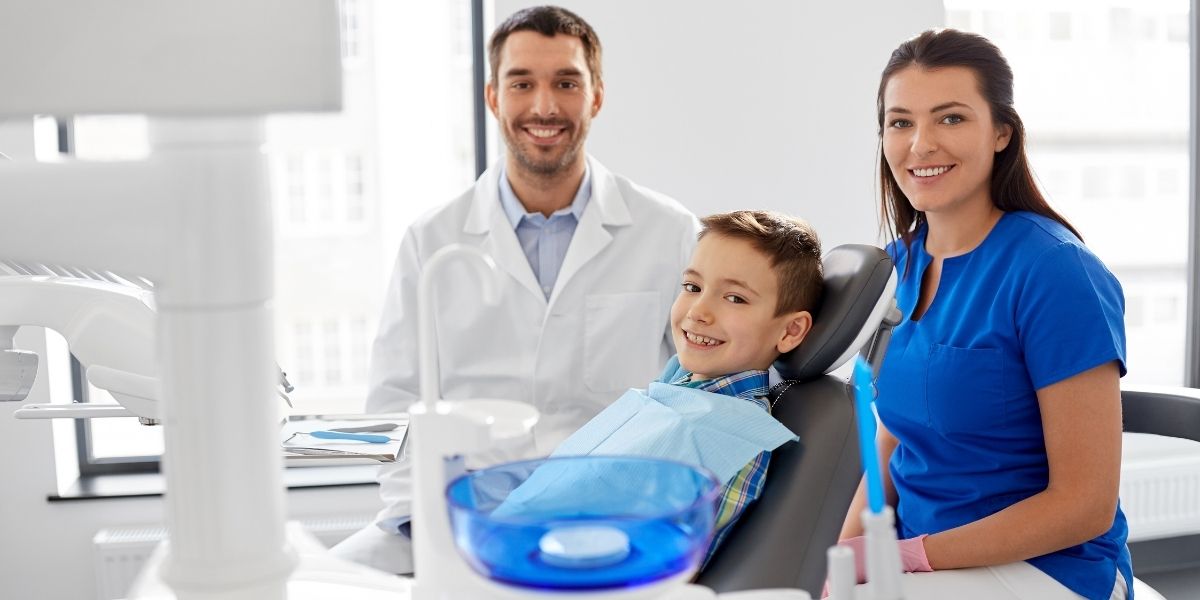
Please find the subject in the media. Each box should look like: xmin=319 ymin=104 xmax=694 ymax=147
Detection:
xmin=462 ymin=155 xmax=633 ymax=306
xmin=548 ymin=156 xmax=632 ymax=307
xmin=463 ymin=155 xmax=631 ymax=234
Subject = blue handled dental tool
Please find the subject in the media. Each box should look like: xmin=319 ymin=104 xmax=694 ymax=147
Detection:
xmin=853 ymin=355 xmax=885 ymax=515
xmin=309 ymin=430 xmax=393 ymax=443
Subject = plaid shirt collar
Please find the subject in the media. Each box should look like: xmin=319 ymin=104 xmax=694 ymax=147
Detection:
xmin=671 ymin=369 xmax=771 ymax=412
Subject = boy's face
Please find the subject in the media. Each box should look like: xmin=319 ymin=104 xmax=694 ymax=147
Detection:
xmin=670 ymin=234 xmax=813 ymax=381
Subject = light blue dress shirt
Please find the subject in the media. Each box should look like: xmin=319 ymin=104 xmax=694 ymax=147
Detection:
xmin=499 ymin=166 xmax=591 ymax=298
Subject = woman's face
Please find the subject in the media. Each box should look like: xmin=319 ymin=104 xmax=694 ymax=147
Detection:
xmin=881 ymin=65 xmax=1012 ymax=217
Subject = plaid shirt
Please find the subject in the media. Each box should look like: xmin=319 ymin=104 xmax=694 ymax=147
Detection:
xmin=672 ymin=368 xmax=772 ymax=568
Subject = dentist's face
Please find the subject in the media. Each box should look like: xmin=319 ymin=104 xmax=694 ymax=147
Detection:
xmin=671 ymin=234 xmax=801 ymax=381
xmin=882 ymin=66 xmax=1011 ymax=216
xmin=485 ymin=32 xmax=604 ymax=179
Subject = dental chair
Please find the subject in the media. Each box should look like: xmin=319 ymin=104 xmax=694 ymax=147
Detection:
xmin=1118 ymin=386 xmax=1200 ymax=600
xmin=697 ymin=245 xmax=1188 ymax=600
xmin=697 ymin=243 xmax=897 ymax=594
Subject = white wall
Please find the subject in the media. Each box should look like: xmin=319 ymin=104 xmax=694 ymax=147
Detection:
xmin=494 ymin=0 xmax=945 ymax=250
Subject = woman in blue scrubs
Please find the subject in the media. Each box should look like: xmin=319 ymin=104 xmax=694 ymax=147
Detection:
xmin=836 ymin=29 xmax=1132 ymax=600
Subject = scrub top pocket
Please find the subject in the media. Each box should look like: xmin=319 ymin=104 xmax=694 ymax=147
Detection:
xmin=925 ymin=344 xmax=1008 ymax=435
xmin=582 ymin=291 xmax=665 ymax=393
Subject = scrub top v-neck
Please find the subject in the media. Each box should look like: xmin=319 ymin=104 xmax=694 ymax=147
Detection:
xmin=875 ymin=210 xmax=1132 ymax=600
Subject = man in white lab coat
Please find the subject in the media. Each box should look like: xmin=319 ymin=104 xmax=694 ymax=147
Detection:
xmin=332 ymin=5 xmax=699 ymax=574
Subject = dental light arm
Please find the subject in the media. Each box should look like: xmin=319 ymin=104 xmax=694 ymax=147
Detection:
xmin=0 ymin=267 xmax=297 ymax=422
xmin=0 ymin=270 xmax=159 ymax=420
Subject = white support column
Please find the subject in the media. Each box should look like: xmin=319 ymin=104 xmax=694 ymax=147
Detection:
xmin=149 ymin=117 xmax=294 ymax=600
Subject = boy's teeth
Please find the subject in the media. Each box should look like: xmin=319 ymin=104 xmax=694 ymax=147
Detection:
xmin=686 ymin=331 xmax=721 ymax=346
xmin=914 ymin=166 xmax=950 ymax=177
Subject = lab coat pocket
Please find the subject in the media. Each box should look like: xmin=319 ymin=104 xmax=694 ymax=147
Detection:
xmin=582 ymin=291 xmax=665 ymax=393
xmin=925 ymin=344 xmax=1007 ymax=435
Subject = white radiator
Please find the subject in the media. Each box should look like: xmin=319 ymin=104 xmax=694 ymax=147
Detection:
xmin=92 ymin=515 xmax=372 ymax=600
xmin=1120 ymin=433 xmax=1200 ymax=542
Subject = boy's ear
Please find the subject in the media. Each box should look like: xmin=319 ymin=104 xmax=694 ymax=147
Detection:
xmin=776 ymin=311 xmax=813 ymax=355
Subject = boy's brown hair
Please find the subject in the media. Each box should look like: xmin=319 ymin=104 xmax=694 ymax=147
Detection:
xmin=699 ymin=211 xmax=823 ymax=317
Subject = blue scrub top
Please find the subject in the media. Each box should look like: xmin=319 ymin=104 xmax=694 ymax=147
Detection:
xmin=876 ymin=211 xmax=1132 ymax=600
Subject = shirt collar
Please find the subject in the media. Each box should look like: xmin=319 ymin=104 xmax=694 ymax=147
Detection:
xmin=498 ymin=165 xmax=591 ymax=229
xmin=671 ymin=369 xmax=771 ymax=410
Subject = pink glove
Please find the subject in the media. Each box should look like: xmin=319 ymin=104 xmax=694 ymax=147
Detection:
xmin=837 ymin=534 xmax=933 ymax=584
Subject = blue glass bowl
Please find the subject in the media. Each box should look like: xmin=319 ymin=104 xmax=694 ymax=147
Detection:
xmin=445 ymin=456 xmax=720 ymax=591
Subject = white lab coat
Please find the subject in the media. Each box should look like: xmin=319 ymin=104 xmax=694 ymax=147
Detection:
xmin=335 ymin=156 xmax=699 ymax=573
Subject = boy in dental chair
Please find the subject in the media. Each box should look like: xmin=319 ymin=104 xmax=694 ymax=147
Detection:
xmin=502 ymin=210 xmax=823 ymax=565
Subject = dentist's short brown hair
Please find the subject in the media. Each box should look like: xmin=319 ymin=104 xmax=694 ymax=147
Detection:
xmin=488 ymin=5 xmax=603 ymax=86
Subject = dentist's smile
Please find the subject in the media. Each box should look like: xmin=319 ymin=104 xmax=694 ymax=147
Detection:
xmin=522 ymin=124 xmax=568 ymax=145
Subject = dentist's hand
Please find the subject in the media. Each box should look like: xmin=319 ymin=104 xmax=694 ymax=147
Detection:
xmin=834 ymin=533 xmax=933 ymax=586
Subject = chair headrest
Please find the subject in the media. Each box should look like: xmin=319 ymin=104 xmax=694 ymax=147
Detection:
xmin=774 ymin=244 xmax=896 ymax=381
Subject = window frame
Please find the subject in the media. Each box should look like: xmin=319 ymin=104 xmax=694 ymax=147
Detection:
xmin=1186 ymin=0 xmax=1200 ymax=387
xmin=72 ymin=356 xmax=160 ymax=476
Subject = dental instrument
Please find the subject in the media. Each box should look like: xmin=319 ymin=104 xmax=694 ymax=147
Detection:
xmin=328 ymin=423 xmax=398 ymax=433
xmin=283 ymin=430 xmax=398 ymax=444
xmin=852 ymin=355 xmax=904 ymax=600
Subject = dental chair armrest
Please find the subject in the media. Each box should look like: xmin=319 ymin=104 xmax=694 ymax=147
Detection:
xmin=1122 ymin=385 xmax=1200 ymax=443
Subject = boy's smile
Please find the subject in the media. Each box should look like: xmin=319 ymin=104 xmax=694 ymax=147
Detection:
xmin=670 ymin=234 xmax=810 ymax=381
xmin=683 ymin=330 xmax=723 ymax=347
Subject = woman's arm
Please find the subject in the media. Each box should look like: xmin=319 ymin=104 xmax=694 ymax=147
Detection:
xmin=839 ymin=421 xmax=901 ymax=540
xmin=921 ymin=361 xmax=1123 ymax=569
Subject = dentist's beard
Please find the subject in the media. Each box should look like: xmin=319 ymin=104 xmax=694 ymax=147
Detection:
xmin=503 ymin=119 xmax=588 ymax=178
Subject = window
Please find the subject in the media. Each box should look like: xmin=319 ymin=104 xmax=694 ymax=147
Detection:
xmin=271 ymin=150 xmax=372 ymax=231
xmin=57 ymin=0 xmax=481 ymax=468
xmin=946 ymin=0 xmax=1191 ymax=385
xmin=339 ymin=0 xmax=365 ymax=65
xmin=1048 ymin=12 xmax=1073 ymax=41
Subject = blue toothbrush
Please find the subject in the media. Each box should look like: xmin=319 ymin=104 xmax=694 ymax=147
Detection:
xmin=853 ymin=355 xmax=885 ymax=514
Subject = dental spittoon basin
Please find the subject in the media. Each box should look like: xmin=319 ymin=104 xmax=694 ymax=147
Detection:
xmin=445 ymin=456 xmax=721 ymax=591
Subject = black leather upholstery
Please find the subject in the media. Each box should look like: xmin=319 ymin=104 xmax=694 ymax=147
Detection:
xmin=1121 ymin=386 xmax=1200 ymax=443
xmin=775 ymin=244 xmax=895 ymax=380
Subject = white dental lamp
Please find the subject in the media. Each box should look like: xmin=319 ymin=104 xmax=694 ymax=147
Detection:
xmin=0 ymin=269 xmax=160 ymax=420
xmin=0 ymin=266 xmax=298 ymax=422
